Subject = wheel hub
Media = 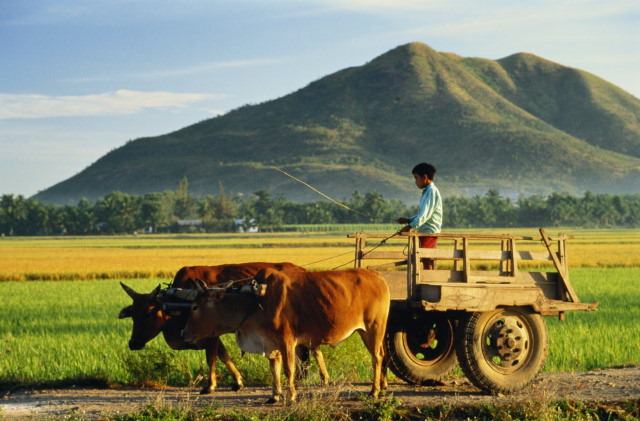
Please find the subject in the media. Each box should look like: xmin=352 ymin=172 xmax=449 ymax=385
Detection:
xmin=487 ymin=316 xmax=531 ymax=369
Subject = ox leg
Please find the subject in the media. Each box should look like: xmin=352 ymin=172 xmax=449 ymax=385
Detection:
xmin=358 ymin=328 xmax=385 ymax=399
xmin=313 ymin=348 xmax=330 ymax=386
xmin=282 ymin=341 xmax=298 ymax=403
xmin=267 ymin=350 xmax=283 ymax=404
xmin=201 ymin=338 xmax=218 ymax=394
xmin=381 ymin=354 xmax=389 ymax=391
xmin=216 ymin=338 xmax=244 ymax=391
xmin=295 ymin=346 xmax=311 ymax=382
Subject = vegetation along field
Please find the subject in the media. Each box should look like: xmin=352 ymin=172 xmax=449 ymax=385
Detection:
xmin=0 ymin=228 xmax=639 ymax=391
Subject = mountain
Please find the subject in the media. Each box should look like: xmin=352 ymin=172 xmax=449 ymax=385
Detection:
xmin=35 ymin=42 xmax=640 ymax=204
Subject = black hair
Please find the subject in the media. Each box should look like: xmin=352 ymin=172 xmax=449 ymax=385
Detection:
xmin=412 ymin=163 xmax=436 ymax=180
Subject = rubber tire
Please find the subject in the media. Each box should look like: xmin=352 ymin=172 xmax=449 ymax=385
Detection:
xmin=385 ymin=312 xmax=457 ymax=385
xmin=456 ymin=308 xmax=548 ymax=394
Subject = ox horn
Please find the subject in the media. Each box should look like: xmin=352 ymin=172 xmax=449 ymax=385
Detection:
xmin=193 ymin=279 xmax=208 ymax=292
xmin=120 ymin=282 xmax=139 ymax=299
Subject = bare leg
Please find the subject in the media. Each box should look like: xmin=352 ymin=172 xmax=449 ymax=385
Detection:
xmin=201 ymin=338 xmax=218 ymax=394
xmin=267 ymin=350 xmax=283 ymax=404
xmin=216 ymin=338 xmax=244 ymax=391
xmin=422 ymin=258 xmax=435 ymax=270
xmin=313 ymin=348 xmax=330 ymax=386
xmin=283 ymin=341 xmax=298 ymax=402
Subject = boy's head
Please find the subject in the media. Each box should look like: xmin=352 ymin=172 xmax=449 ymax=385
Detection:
xmin=412 ymin=163 xmax=436 ymax=189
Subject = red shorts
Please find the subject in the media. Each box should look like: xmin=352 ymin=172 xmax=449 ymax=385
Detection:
xmin=419 ymin=236 xmax=438 ymax=248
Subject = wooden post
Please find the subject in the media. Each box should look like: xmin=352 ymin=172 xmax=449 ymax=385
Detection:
xmin=455 ymin=239 xmax=461 ymax=272
xmin=500 ymin=239 xmax=507 ymax=275
xmin=408 ymin=234 xmax=419 ymax=298
xmin=540 ymin=228 xmax=579 ymax=303
xmin=462 ymin=237 xmax=470 ymax=283
xmin=510 ymin=237 xmax=518 ymax=278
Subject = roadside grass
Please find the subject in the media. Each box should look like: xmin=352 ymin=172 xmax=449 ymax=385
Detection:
xmin=109 ymin=396 xmax=640 ymax=421
xmin=0 ymin=268 xmax=638 ymax=390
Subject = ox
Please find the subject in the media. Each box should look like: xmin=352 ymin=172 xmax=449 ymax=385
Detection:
xmin=183 ymin=268 xmax=390 ymax=403
xmin=118 ymin=262 xmax=326 ymax=394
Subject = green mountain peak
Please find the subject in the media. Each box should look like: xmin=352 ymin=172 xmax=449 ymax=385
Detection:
xmin=34 ymin=43 xmax=640 ymax=204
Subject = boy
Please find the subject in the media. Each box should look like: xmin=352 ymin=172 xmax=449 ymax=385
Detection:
xmin=397 ymin=162 xmax=442 ymax=269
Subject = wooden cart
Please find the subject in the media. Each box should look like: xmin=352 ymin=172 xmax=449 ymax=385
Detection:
xmin=350 ymin=228 xmax=597 ymax=394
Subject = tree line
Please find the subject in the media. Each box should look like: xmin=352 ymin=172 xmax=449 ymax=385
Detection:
xmin=1 ymin=180 xmax=639 ymax=235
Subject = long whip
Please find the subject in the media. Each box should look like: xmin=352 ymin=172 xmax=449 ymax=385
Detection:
xmin=270 ymin=166 xmax=370 ymax=219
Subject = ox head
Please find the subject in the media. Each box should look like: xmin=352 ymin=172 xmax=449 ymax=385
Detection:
xmin=183 ymin=279 xmax=263 ymax=344
xmin=118 ymin=282 xmax=166 ymax=350
xmin=182 ymin=280 xmax=226 ymax=344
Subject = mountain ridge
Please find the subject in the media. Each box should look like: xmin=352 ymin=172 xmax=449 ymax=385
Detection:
xmin=35 ymin=42 xmax=640 ymax=204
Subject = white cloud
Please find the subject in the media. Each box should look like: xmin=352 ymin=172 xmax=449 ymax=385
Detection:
xmin=0 ymin=89 xmax=218 ymax=119
xmin=62 ymin=58 xmax=283 ymax=83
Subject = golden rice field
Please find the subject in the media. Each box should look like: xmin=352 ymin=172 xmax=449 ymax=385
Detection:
xmin=0 ymin=228 xmax=639 ymax=281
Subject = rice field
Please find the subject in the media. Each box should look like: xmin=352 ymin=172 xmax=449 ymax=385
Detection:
xmin=1 ymin=228 xmax=639 ymax=281
xmin=0 ymin=228 xmax=639 ymax=390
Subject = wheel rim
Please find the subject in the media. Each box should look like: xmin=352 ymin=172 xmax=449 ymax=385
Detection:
xmin=401 ymin=316 xmax=454 ymax=367
xmin=480 ymin=310 xmax=533 ymax=374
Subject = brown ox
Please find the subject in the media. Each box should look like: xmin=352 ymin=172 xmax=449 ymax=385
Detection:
xmin=118 ymin=262 xmax=323 ymax=394
xmin=183 ymin=268 xmax=390 ymax=403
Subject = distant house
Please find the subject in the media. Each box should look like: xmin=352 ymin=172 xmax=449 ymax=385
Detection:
xmin=234 ymin=218 xmax=259 ymax=233
xmin=173 ymin=218 xmax=203 ymax=233
xmin=177 ymin=219 xmax=203 ymax=227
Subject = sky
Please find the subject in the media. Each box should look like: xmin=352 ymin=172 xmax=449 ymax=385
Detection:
xmin=1 ymin=0 xmax=639 ymax=197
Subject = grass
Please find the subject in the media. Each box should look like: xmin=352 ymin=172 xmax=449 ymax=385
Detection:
xmin=110 ymin=396 xmax=640 ymax=420
xmin=0 ymin=229 xmax=638 ymax=392
xmin=0 ymin=270 xmax=638 ymax=390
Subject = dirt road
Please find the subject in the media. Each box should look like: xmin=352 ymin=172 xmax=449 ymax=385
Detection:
xmin=2 ymin=366 xmax=639 ymax=419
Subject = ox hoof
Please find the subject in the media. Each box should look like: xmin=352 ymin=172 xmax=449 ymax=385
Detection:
xmin=199 ymin=386 xmax=213 ymax=395
xmin=231 ymin=383 xmax=244 ymax=392
xmin=266 ymin=396 xmax=281 ymax=405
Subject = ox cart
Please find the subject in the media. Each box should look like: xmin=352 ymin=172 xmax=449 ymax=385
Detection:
xmin=350 ymin=228 xmax=597 ymax=394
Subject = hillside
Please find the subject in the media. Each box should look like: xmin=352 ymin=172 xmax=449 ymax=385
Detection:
xmin=35 ymin=42 xmax=640 ymax=204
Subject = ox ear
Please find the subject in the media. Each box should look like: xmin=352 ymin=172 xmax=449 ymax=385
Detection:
xmin=118 ymin=306 xmax=132 ymax=319
xmin=120 ymin=282 xmax=139 ymax=299
xmin=255 ymin=268 xmax=284 ymax=284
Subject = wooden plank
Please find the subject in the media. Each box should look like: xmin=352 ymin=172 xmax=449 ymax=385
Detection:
xmin=417 ymin=248 xmax=553 ymax=262
xmin=539 ymin=228 xmax=579 ymax=303
xmin=348 ymin=232 xmax=569 ymax=241
xmin=417 ymin=283 xmax=546 ymax=312
xmin=380 ymin=271 xmax=408 ymax=300
xmin=517 ymin=251 xmax=553 ymax=261
xmin=361 ymin=251 xmax=407 ymax=260
xmin=418 ymin=270 xmax=464 ymax=283
xmin=467 ymin=275 xmax=513 ymax=284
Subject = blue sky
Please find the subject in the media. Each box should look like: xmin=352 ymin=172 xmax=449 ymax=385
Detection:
xmin=1 ymin=0 xmax=639 ymax=197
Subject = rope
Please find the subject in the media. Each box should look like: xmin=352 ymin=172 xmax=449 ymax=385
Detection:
xmin=331 ymin=229 xmax=404 ymax=270
xmin=301 ymin=249 xmax=355 ymax=267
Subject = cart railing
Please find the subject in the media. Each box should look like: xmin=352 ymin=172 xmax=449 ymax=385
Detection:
xmin=349 ymin=229 xmax=594 ymax=314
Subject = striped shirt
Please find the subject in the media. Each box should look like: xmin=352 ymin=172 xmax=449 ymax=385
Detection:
xmin=409 ymin=183 xmax=442 ymax=234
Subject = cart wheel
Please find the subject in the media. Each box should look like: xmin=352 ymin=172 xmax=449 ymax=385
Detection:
xmin=385 ymin=312 xmax=457 ymax=384
xmin=456 ymin=308 xmax=547 ymax=394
